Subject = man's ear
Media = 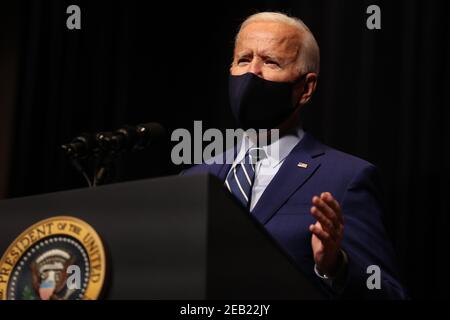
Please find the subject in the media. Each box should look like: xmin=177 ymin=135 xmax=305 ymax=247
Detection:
xmin=296 ymin=73 xmax=318 ymax=106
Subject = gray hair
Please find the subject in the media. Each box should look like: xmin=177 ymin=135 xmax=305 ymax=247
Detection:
xmin=235 ymin=12 xmax=320 ymax=75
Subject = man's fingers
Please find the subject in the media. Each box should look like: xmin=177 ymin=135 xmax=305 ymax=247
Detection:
xmin=310 ymin=206 xmax=336 ymax=236
xmin=309 ymin=223 xmax=332 ymax=244
xmin=320 ymin=192 xmax=343 ymax=224
xmin=312 ymin=196 xmax=340 ymax=229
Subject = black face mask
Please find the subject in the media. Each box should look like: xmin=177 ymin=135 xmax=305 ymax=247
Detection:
xmin=229 ymin=72 xmax=305 ymax=130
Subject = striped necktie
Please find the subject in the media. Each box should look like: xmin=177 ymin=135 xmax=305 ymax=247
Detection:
xmin=225 ymin=148 xmax=261 ymax=209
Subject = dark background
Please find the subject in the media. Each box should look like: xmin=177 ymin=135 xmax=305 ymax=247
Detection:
xmin=0 ymin=0 xmax=449 ymax=299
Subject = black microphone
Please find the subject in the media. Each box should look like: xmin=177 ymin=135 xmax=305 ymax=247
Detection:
xmin=61 ymin=133 xmax=98 ymax=159
xmin=96 ymin=122 xmax=165 ymax=152
xmin=62 ymin=122 xmax=165 ymax=159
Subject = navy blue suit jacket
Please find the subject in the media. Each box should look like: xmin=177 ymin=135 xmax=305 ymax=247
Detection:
xmin=183 ymin=132 xmax=407 ymax=299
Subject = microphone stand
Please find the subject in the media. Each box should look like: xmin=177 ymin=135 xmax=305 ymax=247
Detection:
xmin=62 ymin=122 xmax=165 ymax=188
xmin=69 ymin=158 xmax=93 ymax=188
xmin=92 ymin=150 xmax=117 ymax=187
xmin=62 ymin=140 xmax=118 ymax=188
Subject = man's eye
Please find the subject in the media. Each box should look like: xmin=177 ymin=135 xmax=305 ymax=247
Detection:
xmin=265 ymin=60 xmax=279 ymax=66
xmin=237 ymin=58 xmax=250 ymax=65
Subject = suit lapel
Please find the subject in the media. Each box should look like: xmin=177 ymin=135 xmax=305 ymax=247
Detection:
xmin=251 ymin=132 xmax=326 ymax=225
xmin=209 ymin=142 xmax=239 ymax=181
xmin=217 ymin=163 xmax=232 ymax=181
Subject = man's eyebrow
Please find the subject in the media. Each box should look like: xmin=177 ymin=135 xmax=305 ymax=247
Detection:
xmin=260 ymin=52 xmax=285 ymax=63
xmin=234 ymin=50 xmax=286 ymax=63
xmin=261 ymin=54 xmax=280 ymax=61
xmin=235 ymin=51 xmax=252 ymax=58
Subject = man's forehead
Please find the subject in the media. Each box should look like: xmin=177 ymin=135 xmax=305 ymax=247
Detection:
xmin=235 ymin=22 xmax=301 ymax=54
xmin=240 ymin=22 xmax=298 ymax=36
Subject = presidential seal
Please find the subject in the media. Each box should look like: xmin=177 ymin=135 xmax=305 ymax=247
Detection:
xmin=0 ymin=216 xmax=106 ymax=300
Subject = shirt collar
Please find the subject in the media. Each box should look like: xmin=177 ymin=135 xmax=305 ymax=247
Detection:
xmin=234 ymin=127 xmax=305 ymax=168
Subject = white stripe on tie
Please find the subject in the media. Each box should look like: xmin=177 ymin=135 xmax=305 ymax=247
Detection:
xmin=249 ymin=156 xmax=256 ymax=171
xmin=241 ymin=163 xmax=252 ymax=185
xmin=233 ymin=166 xmax=248 ymax=202
xmin=224 ymin=179 xmax=232 ymax=193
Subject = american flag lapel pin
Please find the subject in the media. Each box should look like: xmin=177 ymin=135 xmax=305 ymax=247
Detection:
xmin=297 ymin=162 xmax=308 ymax=169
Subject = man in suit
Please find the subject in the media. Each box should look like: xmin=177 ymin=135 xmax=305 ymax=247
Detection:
xmin=184 ymin=12 xmax=407 ymax=299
